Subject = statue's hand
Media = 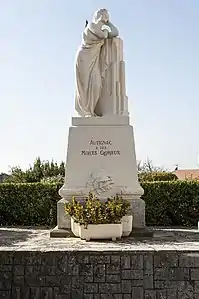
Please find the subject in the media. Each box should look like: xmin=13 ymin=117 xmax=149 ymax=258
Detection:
xmin=101 ymin=24 xmax=112 ymax=33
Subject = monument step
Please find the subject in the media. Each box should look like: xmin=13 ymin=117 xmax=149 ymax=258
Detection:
xmin=72 ymin=115 xmax=129 ymax=127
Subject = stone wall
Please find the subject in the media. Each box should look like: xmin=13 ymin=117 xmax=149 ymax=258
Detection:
xmin=0 ymin=250 xmax=199 ymax=298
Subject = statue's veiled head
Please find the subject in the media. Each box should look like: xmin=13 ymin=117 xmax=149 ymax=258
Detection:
xmin=93 ymin=8 xmax=109 ymax=24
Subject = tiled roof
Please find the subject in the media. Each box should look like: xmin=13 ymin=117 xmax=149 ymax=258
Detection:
xmin=174 ymin=169 xmax=199 ymax=180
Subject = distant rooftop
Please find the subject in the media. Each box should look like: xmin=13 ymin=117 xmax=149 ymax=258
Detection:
xmin=0 ymin=173 xmax=9 ymax=183
xmin=173 ymin=169 xmax=199 ymax=180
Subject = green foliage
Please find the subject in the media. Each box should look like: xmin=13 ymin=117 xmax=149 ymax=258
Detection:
xmin=137 ymin=158 xmax=178 ymax=182
xmin=143 ymin=181 xmax=199 ymax=226
xmin=65 ymin=193 xmax=131 ymax=228
xmin=1 ymin=181 xmax=199 ymax=227
xmin=41 ymin=175 xmax=64 ymax=184
xmin=5 ymin=157 xmax=65 ymax=183
xmin=0 ymin=183 xmax=61 ymax=226
xmin=139 ymin=171 xmax=178 ymax=182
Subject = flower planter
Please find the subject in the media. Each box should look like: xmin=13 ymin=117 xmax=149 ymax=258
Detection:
xmin=78 ymin=223 xmax=123 ymax=241
xmin=122 ymin=215 xmax=133 ymax=237
xmin=71 ymin=218 xmax=79 ymax=237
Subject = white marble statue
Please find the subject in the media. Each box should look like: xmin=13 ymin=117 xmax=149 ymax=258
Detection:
xmin=75 ymin=8 xmax=128 ymax=117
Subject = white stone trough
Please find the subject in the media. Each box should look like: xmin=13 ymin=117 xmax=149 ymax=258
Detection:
xmin=71 ymin=215 xmax=132 ymax=241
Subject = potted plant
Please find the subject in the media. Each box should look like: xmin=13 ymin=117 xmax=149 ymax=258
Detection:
xmin=65 ymin=193 xmax=131 ymax=241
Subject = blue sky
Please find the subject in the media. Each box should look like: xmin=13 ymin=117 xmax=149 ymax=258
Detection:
xmin=1 ymin=0 xmax=199 ymax=173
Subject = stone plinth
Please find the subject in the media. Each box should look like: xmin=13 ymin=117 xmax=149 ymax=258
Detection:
xmin=51 ymin=116 xmax=150 ymax=238
xmin=72 ymin=115 xmax=129 ymax=126
xmin=57 ymin=198 xmax=71 ymax=229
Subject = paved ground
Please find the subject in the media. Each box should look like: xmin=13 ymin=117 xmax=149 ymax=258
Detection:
xmin=1 ymin=227 xmax=199 ymax=251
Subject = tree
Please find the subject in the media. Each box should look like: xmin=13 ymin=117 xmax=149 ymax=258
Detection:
xmin=4 ymin=156 xmax=176 ymax=184
xmin=4 ymin=157 xmax=65 ymax=183
xmin=137 ymin=157 xmax=164 ymax=173
xmin=137 ymin=158 xmax=178 ymax=182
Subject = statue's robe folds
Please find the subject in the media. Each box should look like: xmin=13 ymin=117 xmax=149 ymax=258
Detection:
xmin=75 ymin=24 xmax=128 ymax=117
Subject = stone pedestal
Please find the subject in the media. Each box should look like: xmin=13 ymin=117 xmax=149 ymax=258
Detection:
xmin=57 ymin=198 xmax=71 ymax=229
xmin=51 ymin=116 xmax=151 ymax=238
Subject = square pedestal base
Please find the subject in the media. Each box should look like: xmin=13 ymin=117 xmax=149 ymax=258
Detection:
xmin=51 ymin=116 xmax=151 ymax=238
xmin=56 ymin=197 xmax=146 ymax=230
xmin=50 ymin=226 xmax=73 ymax=238
xmin=50 ymin=197 xmax=151 ymax=238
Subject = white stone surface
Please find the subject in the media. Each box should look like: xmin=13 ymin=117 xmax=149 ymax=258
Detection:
xmin=72 ymin=215 xmax=133 ymax=238
xmin=72 ymin=115 xmax=129 ymax=127
xmin=131 ymin=198 xmax=146 ymax=228
xmin=94 ymin=38 xmax=128 ymax=116
xmin=122 ymin=215 xmax=133 ymax=237
xmin=60 ymin=123 xmax=143 ymax=200
xmin=75 ymin=8 xmax=128 ymax=117
xmin=78 ymin=223 xmax=123 ymax=241
xmin=71 ymin=218 xmax=79 ymax=237
xmin=57 ymin=8 xmax=145 ymax=232
xmin=57 ymin=198 xmax=71 ymax=229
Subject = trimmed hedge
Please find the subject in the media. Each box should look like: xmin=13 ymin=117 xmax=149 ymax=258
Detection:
xmin=0 ymin=183 xmax=61 ymax=226
xmin=0 ymin=181 xmax=199 ymax=227
xmin=143 ymin=181 xmax=199 ymax=226
xmin=139 ymin=171 xmax=178 ymax=182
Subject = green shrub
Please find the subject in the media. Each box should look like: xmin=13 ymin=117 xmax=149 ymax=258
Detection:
xmin=139 ymin=171 xmax=178 ymax=182
xmin=143 ymin=181 xmax=199 ymax=226
xmin=0 ymin=181 xmax=199 ymax=227
xmin=0 ymin=183 xmax=61 ymax=226
xmin=65 ymin=193 xmax=130 ymax=228
xmin=4 ymin=157 xmax=65 ymax=183
xmin=41 ymin=175 xmax=64 ymax=184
